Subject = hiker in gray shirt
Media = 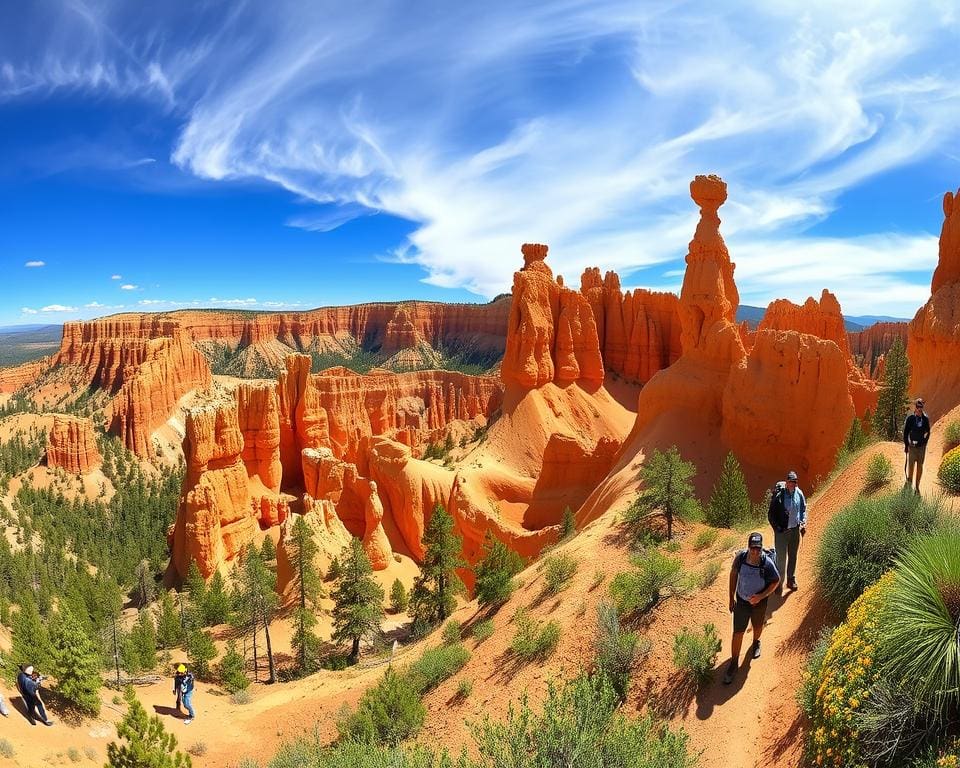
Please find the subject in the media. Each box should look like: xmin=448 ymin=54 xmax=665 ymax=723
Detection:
xmin=723 ymin=531 xmax=780 ymax=685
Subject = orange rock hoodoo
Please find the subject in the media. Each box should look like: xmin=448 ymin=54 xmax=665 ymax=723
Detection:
xmin=580 ymin=175 xmax=854 ymax=521
xmin=45 ymin=415 xmax=102 ymax=474
xmin=909 ymin=187 xmax=960 ymax=411
xmin=502 ymin=244 xmax=604 ymax=389
xmin=848 ymin=322 xmax=908 ymax=378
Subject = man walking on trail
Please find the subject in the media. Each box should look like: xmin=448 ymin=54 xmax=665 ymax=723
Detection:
xmin=179 ymin=666 xmax=196 ymax=725
xmin=173 ymin=663 xmax=186 ymax=712
xmin=903 ymin=398 xmax=931 ymax=493
xmin=724 ymin=532 xmax=780 ymax=685
xmin=16 ymin=665 xmax=53 ymax=726
xmin=767 ymin=470 xmax=806 ymax=592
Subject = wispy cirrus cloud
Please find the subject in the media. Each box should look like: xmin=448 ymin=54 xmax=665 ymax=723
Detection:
xmin=119 ymin=283 xmax=138 ymax=290
xmin=24 ymin=260 xmax=45 ymax=267
xmin=4 ymin=1 xmax=960 ymax=317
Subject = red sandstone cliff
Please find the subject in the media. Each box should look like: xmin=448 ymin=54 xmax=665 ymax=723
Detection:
xmin=0 ymin=358 xmax=50 ymax=393
xmin=46 ymin=415 xmax=102 ymax=474
xmin=848 ymin=322 xmax=908 ymax=378
xmin=580 ymin=268 xmax=681 ymax=383
xmin=909 ymin=187 xmax=960 ymax=410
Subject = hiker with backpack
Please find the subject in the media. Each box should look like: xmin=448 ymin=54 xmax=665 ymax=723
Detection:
xmin=173 ymin=663 xmax=186 ymax=712
xmin=16 ymin=665 xmax=53 ymax=726
xmin=903 ymin=398 xmax=931 ymax=493
xmin=767 ymin=470 xmax=806 ymax=593
xmin=723 ymin=532 xmax=780 ymax=685
xmin=179 ymin=666 xmax=196 ymax=724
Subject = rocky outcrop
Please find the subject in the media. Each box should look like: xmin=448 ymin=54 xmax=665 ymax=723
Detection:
xmin=275 ymin=504 xmax=351 ymax=595
xmin=53 ymin=316 xmax=212 ymax=457
xmin=279 ymin=355 xmax=502 ymax=480
xmin=0 ymin=358 xmax=50 ymax=393
xmin=909 ymin=187 xmax=960 ymax=410
xmin=758 ymin=290 xmax=879 ymax=418
xmin=171 ymin=402 xmax=254 ymax=580
xmin=848 ymin=322 xmax=908 ymax=378
xmin=45 ymin=415 xmax=101 ymax=474
xmin=235 ymin=382 xmax=282 ymax=494
xmin=501 ymin=244 xmax=604 ymax=390
xmin=580 ymin=268 xmax=681 ymax=383
xmin=301 ymin=447 xmax=393 ymax=569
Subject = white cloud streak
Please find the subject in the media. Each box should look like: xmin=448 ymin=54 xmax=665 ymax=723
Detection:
xmin=4 ymin=1 xmax=960 ymax=315
xmin=120 ymin=283 xmax=138 ymax=290
xmin=24 ymin=260 xmax=45 ymax=267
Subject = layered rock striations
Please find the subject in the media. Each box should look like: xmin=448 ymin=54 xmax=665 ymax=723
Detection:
xmin=758 ymin=290 xmax=879 ymax=417
xmin=908 ymin=187 xmax=960 ymax=410
xmin=580 ymin=268 xmax=681 ymax=383
xmin=0 ymin=358 xmax=51 ymax=393
xmin=848 ymin=322 xmax=907 ymax=378
xmin=45 ymin=415 xmax=102 ymax=474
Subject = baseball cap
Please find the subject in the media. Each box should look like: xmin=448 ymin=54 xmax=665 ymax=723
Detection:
xmin=177 ymin=664 xmax=186 ymax=673
xmin=786 ymin=470 xmax=798 ymax=481
xmin=748 ymin=532 xmax=763 ymax=548
xmin=915 ymin=398 xmax=925 ymax=407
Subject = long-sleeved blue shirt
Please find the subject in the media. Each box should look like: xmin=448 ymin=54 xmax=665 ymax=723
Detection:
xmin=783 ymin=487 xmax=807 ymax=528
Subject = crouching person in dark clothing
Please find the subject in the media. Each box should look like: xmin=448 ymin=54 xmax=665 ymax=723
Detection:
xmin=723 ymin=532 xmax=780 ymax=685
xmin=17 ymin=665 xmax=53 ymax=726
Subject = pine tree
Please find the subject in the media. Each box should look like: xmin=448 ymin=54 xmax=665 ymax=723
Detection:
xmin=331 ymin=538 xmax=384 ymax=664
xmin=129 ymin=610 xmax=158 ymax=671
xmin=287 ymin=516 xmax=324 ymax=674
xmin=134 ymin=560 xmax=155 ymax=608
xmin=234 ymin=547 xmax=279 ymax=683
xmin=106 ymin=686 xmax=192 ymax=768
xmin=843 ymin=416 xmax=869 ymax=454
xmin=473 ymin=532 xmax=523 ymax=608
xmin=186 ymin=629 xmax=216 ymax=680
xmin=706 ymin=452 xmax=750 ymax=528
xmin=51 ymin=605 xmax=102 ymax=716
xmin=390 ymin=578 xmax=408 ymax=613
xmin=182 ymin=560 xmax=206 ymax=630
xmin=202 ymin=572 xmax=231 ymax=627
xmin=217 ymin=639 xmax=248 ymax=693
xmin=409 ymin=504 xmax=465 ymax=626
xmin=260 ymin=535 xmax=276 ymax=562
xmin=155 ymin=592 xmax=182 ymax=650
xmin=558 ymin=506 xmax=576 ymax=541
xmin=625 ymin=445 xmax=698 ymax=541
xmin=10 ymin=594 xmax=52 ymax=682
xmin=873 ymin=337 xmax=911 ymax=441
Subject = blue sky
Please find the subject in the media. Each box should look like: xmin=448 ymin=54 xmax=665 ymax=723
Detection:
xmin=3 ymin=1 xmax=960 ymax=327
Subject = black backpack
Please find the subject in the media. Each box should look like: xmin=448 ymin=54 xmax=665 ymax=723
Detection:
xmin=767 ymin=481 xmax=788 ymax=532
xmin=735 ymin=548 xmax=778 ymax=585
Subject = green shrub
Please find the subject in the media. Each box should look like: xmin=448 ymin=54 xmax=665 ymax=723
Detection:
xmin=939 ymin=446 xmax=960 ymax=493
xmin=473 ymin=534 xmax=524 ymax=608
xmin=188 ymin=742 xmax=208 ymax=757
xmin=672 ymin=624 xmax=721 ymax=687
xmin=697 ymin=560 xmax=722 ymax=589
xmin=944 ymin=421 xmax=960 ymax=451
xmin=865 ymin=452 xmax=893 ymax=489
xmin=405 ymin=643 xmax=470 ymax=695
xmin=441 ymin=619 xmax=462 ymax=645
xmin=390 ymin=579 xmax=408 ymax=613
xmin=815 ymin=489 xmax=939 ymax=612
xmin=692 ymin=528 xmax=718 ymax=551
xmin=608 ymin=550 xmax=684 ymax=617
xmin=510 ymin=609 xmax=560 ymax=661
xmin=0 ymin=739 xmax=14 ymax=759
xmin=471 ymin=673 xmax=694 ymax=768
xmin=231 ymin=688 xmax=253 ymax=706
xmin=542 ymin=553 xmax=578 ymax=594
xmin=67 ymin=747 xmax=81 ymax=762
xmin=336 ymin=668 xmax=425 ymax=746
xmin=796 ymin=626 xmax=834 ymax=720
xmin=218 ymin=640 xmax=249 ymax=693
xmin=472 ymin=618 xmax=494 ymax=643
xmin=594 ymin=601 xmax=647 ymax=702
xmin=457 ymin=679 xmax=473 ymax=699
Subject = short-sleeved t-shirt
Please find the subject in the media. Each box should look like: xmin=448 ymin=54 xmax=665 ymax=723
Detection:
xmin=733 ymin=552 xmax=780 ymax=601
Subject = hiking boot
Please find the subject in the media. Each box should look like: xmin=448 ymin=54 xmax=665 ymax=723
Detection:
xmin=43 ymin=720 xmax=53 ymax=726
xmin=788 ymin=577 xmax=798 ymax=591
xmin=722 ymin=661 xmax=738 ymax=685
xmin=184 ymin=719 xmax=193 ymax=725
xmin=752 ymin=640 xmax=761 ymax=659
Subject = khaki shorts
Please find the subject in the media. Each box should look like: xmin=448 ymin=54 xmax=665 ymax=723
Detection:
xmin=907 ymin=443 xmax=926 ymax=475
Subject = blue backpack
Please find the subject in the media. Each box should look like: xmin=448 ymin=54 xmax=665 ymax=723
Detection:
xmin=180 ymin=672 xmax=195 ymax=694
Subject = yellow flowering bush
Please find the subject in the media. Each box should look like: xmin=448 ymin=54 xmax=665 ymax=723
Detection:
xmin=938 ymin=446 xmax=960 ymax=493
xmin=805 ymin=573 xmax=893 ymax=768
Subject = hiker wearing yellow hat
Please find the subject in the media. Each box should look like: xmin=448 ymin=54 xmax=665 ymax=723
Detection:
xmin=173 ymin=664 xmax=187 ymax=713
